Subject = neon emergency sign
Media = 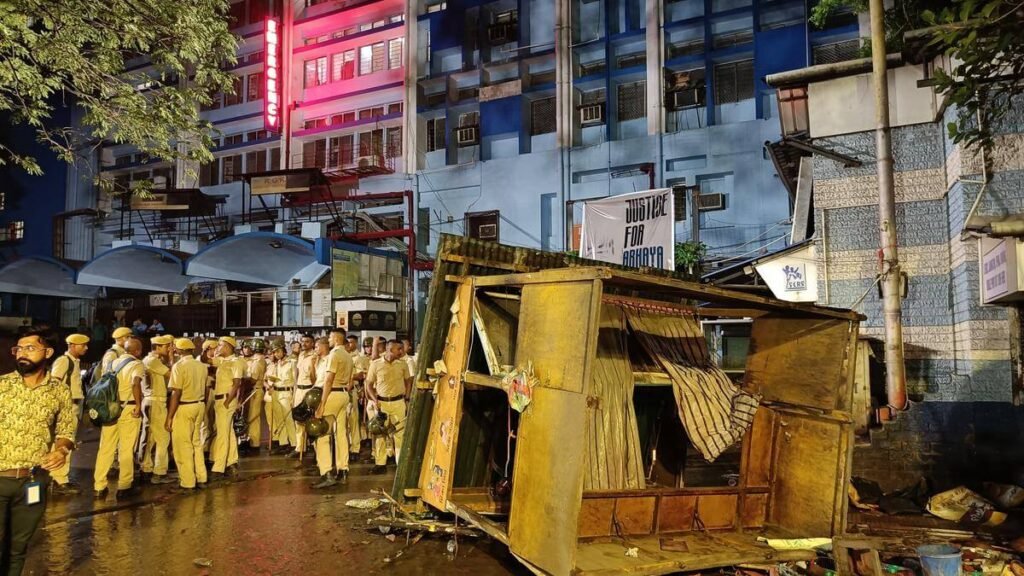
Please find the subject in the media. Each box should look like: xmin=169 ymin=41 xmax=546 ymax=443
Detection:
xmin=264 ymin=17 xmax=281 ymax=132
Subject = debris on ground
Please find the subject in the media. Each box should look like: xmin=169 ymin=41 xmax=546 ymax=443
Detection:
xmin=193 ymin=558 xmax=213 ymax=567
xmin=928 ymin=487 xmax=1008 ymax=526
xmin=345 ymin=498 xmax=386 ymax=510
xmin=757 ymin=537 xmax=833 ymax=551
xmin=625 ymin=547 xmax=639 ymax=558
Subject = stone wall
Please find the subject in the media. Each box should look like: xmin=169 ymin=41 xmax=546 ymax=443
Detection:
xmin=810 ymin=95 xmax=1023 ymax=488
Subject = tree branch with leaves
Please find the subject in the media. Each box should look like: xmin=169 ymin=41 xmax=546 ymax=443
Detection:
xmin=0 ymin=0 xmax=238 ymax=182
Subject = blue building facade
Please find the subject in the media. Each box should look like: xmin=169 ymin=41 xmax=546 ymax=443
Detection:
xmin=411 ymin=0 xmax=858 ymax=261
xmin=0 ymin=108 xmax=71 ymax=322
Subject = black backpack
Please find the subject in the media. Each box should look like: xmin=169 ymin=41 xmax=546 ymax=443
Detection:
xmin=85 ymin=357 xmax=133 ymax=426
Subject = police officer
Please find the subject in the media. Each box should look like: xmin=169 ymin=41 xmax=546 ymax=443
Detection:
xmin=210 ymin=336 xmax=245 ymax=480
xmin=49 ymin=333 xmax=89 ymax=495
xmin=365 ymin=339 xmax=412 ymax=475
xmin=267 ymin=341 xmax=296 ymax=454
xmin=101 ymin=326 xmax=132 ymax=372
xmin=142 ymin=334 xmax=174 ymax=484
xmin=245 ymin=339 xmax=267 ymax=454
xmin=200 ymin=339 xmax=218 ymax=456
xmin=289 ymin=334 xmax=317 ymax=459
xmin=93 ymin=337 xmax=145 ymax=498
xmin=346 ymin=334 xmax=366 ymax=463
xmin=166 ymin=338 xmax=208 ymax=493
xmin=311 ymin=331 xmax=353 ymax=488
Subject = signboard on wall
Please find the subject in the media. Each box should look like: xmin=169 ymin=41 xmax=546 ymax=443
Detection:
xmin=980 ymin=237 xmax=1023 ymax=305
xmin=264 ymin=17 xmax=281 ymax=133
xmin=753 ymin=244 xmax=819 ymax=303
xmin=578 ymin=188 xmax=676 ymax=271
xmin=331 ymin=249 xmax=361 ymax=298
xmin=149 ymin=294 xmax=169 ymax=307
xmin=250 ymin=172 xmax=312 ymax=195
xmin=310 ymin=288 xmax=332 ymax=326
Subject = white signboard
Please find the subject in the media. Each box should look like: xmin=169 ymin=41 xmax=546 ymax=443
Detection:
xmin=979 ymin=237 xmax=1024 ymax=305
xmin=149 ymin=294 xmax=169 ymax=307
xmin=310 ymin=288 xmax=332 ymax=326
xmin=578 ymin=188 xmax=675 ymax=271
xmin=753 ymin=244 xmax=819 ymax=303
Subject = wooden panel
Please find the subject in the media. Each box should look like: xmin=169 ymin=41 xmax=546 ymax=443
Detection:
xmin=695 ymin=494 xmax=737 ymax=529
xmin=745 ymin=408 xmax=775 ymax=488
xmin=657 ymin=495 xmax=697 ymax=533
xmin=579 ymin=498 xmax=616 ymax=538
xmin=768 ymin=413 xmax=845 ymax=536
xmin=419 ymin=282 xmax=475 ymax=511
xmin=514 ymin=281 xmax=600 ymax=394
xmin=509 ymin=279 xmax=602 ymax=576
xmin=742 ymin=493 xmax=768 ymax=528
xmin=745 ymin=316 xmax=854 ymax=412
xmin=472 ymin=293 xmax=519 ymax=374
xmin=614 ymin=497 xmax=657 ymax=535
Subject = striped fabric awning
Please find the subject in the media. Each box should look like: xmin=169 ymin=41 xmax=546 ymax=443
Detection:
xmin=624 ymin=307 xmax=760 ymax=462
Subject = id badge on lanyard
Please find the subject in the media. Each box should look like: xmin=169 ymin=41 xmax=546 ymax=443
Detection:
xmin=25 ymin=467 xmax=42 ymax=506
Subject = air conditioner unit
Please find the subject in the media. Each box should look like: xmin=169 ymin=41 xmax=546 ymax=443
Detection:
xmin=456 ymin=126 xmax=479 ymax=146
xmin=354 ymin=155 xmax=383 ymax=169
xmin=697 ymin=192 xmax=725 ymax=211
xmin=476 ymin=223 xmax=497 ymax=240
xmin=579 ymin=103 xmax=604 ymax=125
xmin=668 ymin=89 xmax=704 ymax=110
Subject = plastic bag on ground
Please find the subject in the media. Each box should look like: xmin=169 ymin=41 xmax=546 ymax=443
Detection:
xmin=927 ymin=486 xmax=1007 ymax=526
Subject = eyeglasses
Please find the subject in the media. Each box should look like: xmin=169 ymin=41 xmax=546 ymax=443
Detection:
xmin=11 ymin=345 xmax=48 ymax=356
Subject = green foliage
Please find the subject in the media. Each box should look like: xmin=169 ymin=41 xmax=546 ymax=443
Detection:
xmin=0 ymin=0 xmax=238 ymax=179
xmin=675 ymin=241 xmax=707 ymax=276
xmin=922 ymin=0 xmax=1024 ymax=151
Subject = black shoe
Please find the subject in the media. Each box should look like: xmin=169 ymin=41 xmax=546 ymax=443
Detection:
xmin=338 ymin=470 xmax=349 ymax=484
xmin=312 ymin=473 xmax=337 ymax=489
xmin=370 ymin=465 xmax=387 ymax=475
xmin=348 ymin=453 xmax=359 ymax=463
xmin=53 ymin=482 xmax=81 ymax=495
xmin=170 ymin=485 xmax=196 ymax=494
xmin=209 ymin=472 xmax=226 ymax=482
xmin=274 ymin=445 xmax=293 ymax=455
xmin=115 ymin=485 xmax=138 ymax=498
xmin=196 ymin=482 xmax=207 ymax=489
xmin=94 ymin=488 xmax=108 ymax=500
xmin=138 ymin=472 xmax=151 ymax=483
xmin=226 ymin=465 xmax=239 ymax=478
xmin=150 ymin=474 xmax=175 ymax=485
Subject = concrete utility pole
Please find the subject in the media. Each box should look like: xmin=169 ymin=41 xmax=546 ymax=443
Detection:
xmin=868 ymin=0 xmax=908 ymax=412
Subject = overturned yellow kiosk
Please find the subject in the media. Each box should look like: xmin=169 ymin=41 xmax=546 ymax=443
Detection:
xmin=396 ymin=235 xmax=863 ymax=576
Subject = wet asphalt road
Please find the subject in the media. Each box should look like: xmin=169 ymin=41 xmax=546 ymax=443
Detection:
xmin=25 ymin=429 xmax=527 ymax=576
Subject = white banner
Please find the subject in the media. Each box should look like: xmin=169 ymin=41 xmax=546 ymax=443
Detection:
xmin=578 ymin=188 xmax=675 ymax=271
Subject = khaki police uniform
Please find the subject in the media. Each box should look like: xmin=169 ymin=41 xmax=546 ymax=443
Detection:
xmin=141 ymin=352 xmax=171 ymax=476
xmin=211 ymin=355 xmax=245 ymax=473
xmin=49 ymin=352 xmax=84 ymax=485
xmin=267 ymin=357 xmax=297 ymax=447
xmin=366 ymin=356 xmax=411 ymax=466
xmin=314 ymin=347 xmax=352 ymax=476
xmin=349 ymin=351 xmax=370 ymax=455
xmin=246 ymin=354 xmax=267 ymax=448
xmin=93 ymin=356 xmax=145 ymax=491
xmin=293 ymin=349 xmax=317 ymax=451
xmin=169 ymin=355 xmax=209 ymax=488
xmin=100 ymin=344 xmax=126 ymax=373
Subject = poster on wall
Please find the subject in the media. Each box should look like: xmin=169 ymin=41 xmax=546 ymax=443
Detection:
xmin=331 ymin=249 xmax=361 ymax=298
xmin=578 ymin=188 xmax=676 ymax=271
xmin=149 ymin=294 xmax=169 ymax=307
xmin=311 ymin=289 xmax=332 ymax=326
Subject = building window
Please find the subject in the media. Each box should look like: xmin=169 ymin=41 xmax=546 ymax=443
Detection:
xmin=332 ymin=50 xmax=355 ymax=82
xmin=713 ymin=60 xmax=754 ymax=105
xmin=530 ymin=97 xmax=556 ymax=135
xmin=270 ymin=147 xmax=281 ymax=170
xmin=302 ymin=139 xmax=327 ymax=168
xmin=224 ymin=134 xmax=244 ymax=146
xmin=388 ymin=102 xmax=403 ymax=115
xmin=224 ymin=76 xmax=244 ymax=106
xmin=246 ymin=149 xmax=267 ymax=173
xmin=386 ymin=126 xmax=403 ymax=157
xmin=222 ymin=154 xmax=243 ymax=182
xmin=201 ymin=91 xmax=222 ymax=111
xmin=248 ymin=0 xmax=267 ymax=24
xmin=247 ymin=72 xmax=263 ymax=101
xmin=199 ymin=161 xmax=220 ymax=187
xmin=329 ymin=134 xmax=354 ymax=167
xmin=247 ymin=129 xmax=268 ymax=141
xmin=304 ymin=56 xmax=329 ymax=87
xmin=228 ymin=1 xmax=245 ymax=26
xmin=426 ymin=117 xmax=446 ymax=152
xmin=360 ymin=42 xmax=386 ymax=75
xmin=466 ymin=211 xmax=499 ymax=241
xmin=388 ymin=38 xmax=404 ymax=69
xmin=617 ymin=81 xmax=646 ymax=121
